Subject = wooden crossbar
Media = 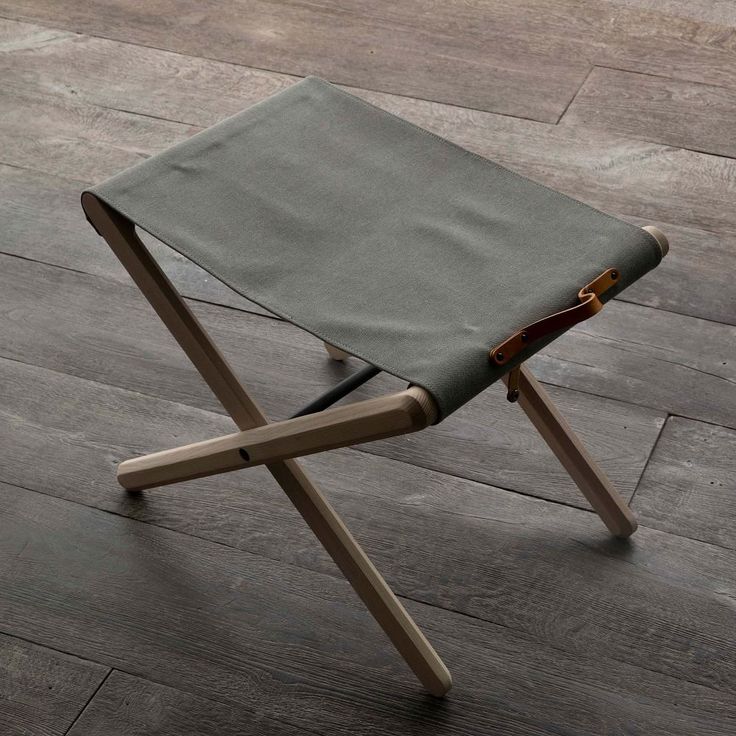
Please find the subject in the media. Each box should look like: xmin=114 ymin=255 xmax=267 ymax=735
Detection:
xmin=117 ymin=386 xmax=434 ymax=491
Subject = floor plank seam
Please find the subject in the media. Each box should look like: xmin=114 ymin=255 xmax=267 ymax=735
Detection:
xmin=8 ymin=240 xmax=732 ymax=338
xmin=0 ymin=156 xmax=88 ymax=183
xmin=0 ymin=339 xmax=685 ymax=493
xmin=2 ymin=249 xmax=722 ymax=436
xmin=0 ymin=628 xmax=111 ymax=672
xmin=92 ymin=101 xmax=205 ymax=128
xmin=614 ymin=295 xmax=736 ymax=329
xmin=349 ymin=444 xmax=625 ymax=516
xmin=628 ymin=412 xmax=670 ymax=509
xmin=555 ymin=64 xmax=595 ymax=125
xmin=63 ymin=665 xmax=328 ymax=736
xmin=591 ymin=62 xmax=736 ymax=95
xmin=0 ymin=349 xmax=649 ymax=522
xmin=0 ymin=249 xmax=98 ymax=281
xmin=5 ymin=452 xmax=735 ymax=634
xmin=0 ymin=248 xmax=287 ymax=324
xmin=0 ymin=12 xmax=559 ymax=125
xmin=402 ymin=589 xmax=736 ymax=697
xmin=62 ymin=667 xmax=113 ymax=736
xmin=0 ymin=345 xmax=706 ymax=539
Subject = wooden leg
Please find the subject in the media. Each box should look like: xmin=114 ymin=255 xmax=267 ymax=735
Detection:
xmin=82 ymin=194 xmax=452 ymax=696
xmin=324 ymin=342 xmax=351 ymax=361
xmin=504 ymin=365 xmax=638 ymax=538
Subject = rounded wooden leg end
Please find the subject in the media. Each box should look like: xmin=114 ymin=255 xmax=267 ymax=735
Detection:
xmin=117 ymin=460 xmax=146 ymax=493
xmin=324 ymin=342 xmax=350 ymax=361
xmin=611 ymin=510 xmax=638 ymax=540
xmin=425 ymin=666 xmax=453 ymax=697
xmin=642 ymin=225 xmax=669 ymax=258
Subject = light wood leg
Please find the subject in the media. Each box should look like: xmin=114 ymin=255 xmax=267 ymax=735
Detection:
xmin=82 ymin=193 xmax=452 ymax=696
xmin=504 ymin=365 xmax=637 ymax=538
xmin=324 ymin=342 xmax=351 ymax=361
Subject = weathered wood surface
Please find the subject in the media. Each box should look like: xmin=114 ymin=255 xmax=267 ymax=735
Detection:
xmin=1 ymin=6 xmax=736 ymax=732
xmin=1 ymin=20 xmax=735 ymax=324
xmin=2 ymin=353 xmax=736 ymax=696
xmin=67 ymin=671 xmax=309 ymax=736
xmin=561 ymin=66 xmax=736 ymax=158
xmin=7 ymin=244 xmax=731 ymax=448
xmin=590 ymin=6 xmax=736 ymax=89
xmin=604 ymin=0 xmax=736 ymax=27
xmin=0 ymin=163 xmax=269 ymax=316
xmin=5 ymin=0 xmax=736 ymax=111
xmin=633 ymin=417 xmax=736 ymax=551
xmin=0 ymin=86 xmax=193 ymax=183
xmin=529 ymin=298 xmax=736 ymax=430
xmin=0 ymin=633 xmax=108 ymax=736
xmin=2 ymin=482 xmax=735 ymax=734
xmin=615 ymin=216 xmax=735 ymax=325
xmin=0 ymin=6 xmax=591 ymax=123
xmin=0 ymin=254 xmax=666 ymax=507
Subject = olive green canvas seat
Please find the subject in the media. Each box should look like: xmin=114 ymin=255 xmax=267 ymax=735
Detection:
xmin=85 ymin=76 xmax=662 ymax=421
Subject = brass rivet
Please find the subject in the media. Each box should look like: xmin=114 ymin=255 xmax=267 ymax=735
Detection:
xmin=611 ymin=270 xmax=618 ymax=280
xmin=521 ymin=331 xmax=529 ymax=342
xmin=495 ymin=351 xmax=504 ymax=363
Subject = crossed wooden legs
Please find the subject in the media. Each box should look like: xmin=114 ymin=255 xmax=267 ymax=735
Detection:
xmin=82 ymin=193 xmax=641 ymax=696
xmin=82 ymin=194 xmax=453 ymax=696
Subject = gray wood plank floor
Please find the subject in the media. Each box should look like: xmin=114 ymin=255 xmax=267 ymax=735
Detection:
xmin=0 ymin=5 xmax=734 ymax=735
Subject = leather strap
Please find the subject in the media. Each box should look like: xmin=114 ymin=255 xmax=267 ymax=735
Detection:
xmin=490 ymin=268 xmax=619 ymax=366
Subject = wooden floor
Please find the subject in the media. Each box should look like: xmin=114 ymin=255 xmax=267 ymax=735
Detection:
xmin=1 ymin=2 xmax=735 ymax=734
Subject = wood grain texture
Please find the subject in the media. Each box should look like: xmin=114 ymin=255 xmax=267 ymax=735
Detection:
xmin=0 ymin=86 xmax=194 ymax=182
xmin=529 ymin=298 xmax=736 ymax=430
xmin=615 ymin=216 xmax=736 ymax=325
xmin=67 ymin=671 xmax=309 ymax=736
xmin=591 ymin=6 xmax=736 ymax=90
xmin=5 ymin=0 xmax=736 ymax=98
xmin=0 ymin=5 xmax=591 ymax=123
xmin=0 ymin=1 xmax=733 ymax=730
xmin=1 ymin=19 xmax=734 ymax=325
xmin=0 ymin=254 xmax=665 ymax=508
xmin=604 ymin=0 xmax=736 ymax=31
xmin=0 ymin=354 xmax=735 ymax=697
xmin=0 ymin=633 xmax=108 ymax=736
xmin=0 ymin=164 xmax=269 ymax=316
xmin=2 ymin=482 xmax=736 ymax=734
xmin=351 ymin=87 xmax=736 ymax=238
xmin=633 ymin=417 xmax=736 ymax=550
xmin=561 ymin=66 xmax=736 ymax=158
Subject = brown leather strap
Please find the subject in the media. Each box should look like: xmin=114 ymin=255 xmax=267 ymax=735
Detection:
xmin=490 ymin=268 xmax=619 ymax=366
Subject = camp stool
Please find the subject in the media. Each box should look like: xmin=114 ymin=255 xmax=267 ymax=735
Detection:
xmin=82 ymin=76 xmax=669 ymax=697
